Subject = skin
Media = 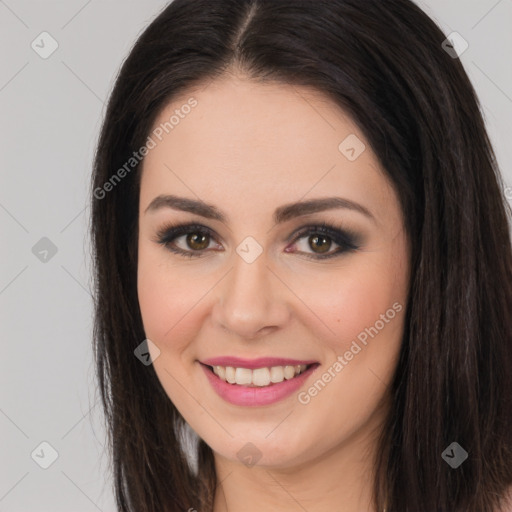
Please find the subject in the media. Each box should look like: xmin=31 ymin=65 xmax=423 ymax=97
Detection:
xmin=137 ymin=73 xmax=411 ymax=512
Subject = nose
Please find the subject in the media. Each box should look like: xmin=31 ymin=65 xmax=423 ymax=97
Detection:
xmin=211 ymin=249 xmax=290 ymax=340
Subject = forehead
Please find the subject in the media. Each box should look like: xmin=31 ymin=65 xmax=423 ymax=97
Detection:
xmin=147 ymin=76 xmax=359 ymax=169
xmin=140 ymin=76 xmax=398 ymax=226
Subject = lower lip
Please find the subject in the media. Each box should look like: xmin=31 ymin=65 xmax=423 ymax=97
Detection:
xmin=200 ymin=363 xmax=319 ymax=407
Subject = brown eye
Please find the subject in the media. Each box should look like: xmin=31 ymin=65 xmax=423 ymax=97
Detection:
xmin=155 ymin=223 xmax=218 ymax=258
xmin=186 ymin=232 xmax=210 ymax=251
xmin=288 ymin=223 xmax=361 ymax=260
xmin=308 ymin=234 xmax=332 ymax=254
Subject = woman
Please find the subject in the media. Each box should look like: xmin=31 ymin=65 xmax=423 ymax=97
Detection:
xmin=90 ymin=0 xmax=512 ymax=510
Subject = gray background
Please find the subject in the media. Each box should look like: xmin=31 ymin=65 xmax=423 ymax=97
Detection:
xmin=1 ymin=1 xmax=511 ymax=510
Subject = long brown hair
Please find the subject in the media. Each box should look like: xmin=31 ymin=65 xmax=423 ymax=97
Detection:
xmin=89 ymin=1 xmax=512 ymax=510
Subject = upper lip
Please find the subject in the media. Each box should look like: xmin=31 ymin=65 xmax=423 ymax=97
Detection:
xmin=201 ymin=356 xmax=318 ymax=369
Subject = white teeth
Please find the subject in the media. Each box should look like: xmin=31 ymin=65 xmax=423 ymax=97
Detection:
xmin=269 ymin=366 xmax=284 ymax=383
xmin=252 ymin=367 xmax=270 ymax=386
xmin=225 ymin=366 xmax=236 ymax=384
xmin=214 ymin=366 xmax=226 ymax=380
xmin=211 ymin=364 xmax=308 ymax=387
xmin=235 ymin=367 xmax=252 ymax=386
xmin=283 ymin=365 xmax=296 ymax=380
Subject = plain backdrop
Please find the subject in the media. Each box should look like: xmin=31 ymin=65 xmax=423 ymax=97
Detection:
xmin=1 ymin=1 xmax=511 ymax=510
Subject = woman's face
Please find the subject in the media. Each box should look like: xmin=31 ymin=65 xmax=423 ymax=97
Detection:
xmin=137 ymin=75 xmax=410 ymax=469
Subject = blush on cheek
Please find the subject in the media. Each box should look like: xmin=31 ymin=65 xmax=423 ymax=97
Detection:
xmin=296 ymin=275 xmax=384 ymax=347
xmin=137 ymin=274 xmax=208 ymax=360
xmin=332 ymin=299 xmax=401 ymax=366
xmin=137 ymin=275 xmax=174 ymax=345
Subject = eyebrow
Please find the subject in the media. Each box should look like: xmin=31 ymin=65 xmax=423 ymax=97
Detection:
xmin=144 ymin=194 xmax=376 ymax=224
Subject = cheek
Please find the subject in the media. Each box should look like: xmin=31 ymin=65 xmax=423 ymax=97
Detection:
xmin=289 ymin=265 xmax=405 ymax=459
xmin=286 ymin=256 xmax=401 ymax=356
xmin=137 ymin=245 xmax=201 ymax=351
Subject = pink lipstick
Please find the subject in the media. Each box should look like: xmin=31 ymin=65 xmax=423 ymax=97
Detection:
xmin=199 ymin=357 xmax=319 ymax=407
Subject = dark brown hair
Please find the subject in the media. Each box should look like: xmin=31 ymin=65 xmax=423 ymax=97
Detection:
xmin=89 ymin=0 xmax=512 ymax=510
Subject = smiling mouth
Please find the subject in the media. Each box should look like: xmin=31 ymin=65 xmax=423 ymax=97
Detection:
xmin=203 ymin=363 xmax=318 ymax=387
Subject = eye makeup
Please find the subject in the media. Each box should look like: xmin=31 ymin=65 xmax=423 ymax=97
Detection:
xmin=152 ymin=220 xmax=362 ymax=260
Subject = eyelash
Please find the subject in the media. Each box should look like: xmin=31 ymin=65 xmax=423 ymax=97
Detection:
xmin=153 ymin=221 xmax=361 ymax=260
